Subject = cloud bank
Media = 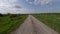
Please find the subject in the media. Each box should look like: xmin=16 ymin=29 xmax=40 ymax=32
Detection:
xmin=0 ymin=0 xmax=17 ymax=10
xmin=0 ymin=0 xmax=18 ymax=14
xmin=0 ymin=0 xmax=60 ymax=14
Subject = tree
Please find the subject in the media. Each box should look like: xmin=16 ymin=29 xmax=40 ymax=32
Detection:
xmin=0 ymin=13 xmax=3 ymax=17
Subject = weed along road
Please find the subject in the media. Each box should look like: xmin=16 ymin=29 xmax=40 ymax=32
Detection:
xmin=11 ymin=15 xmax=58 ymax=34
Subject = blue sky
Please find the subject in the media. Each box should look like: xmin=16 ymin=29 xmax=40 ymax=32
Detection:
xmin=0 ymin=0 xmax=60 ymax=14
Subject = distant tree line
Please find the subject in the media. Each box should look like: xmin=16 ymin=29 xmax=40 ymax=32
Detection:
xmin=0 ymin=13 xmax=21 ymax=18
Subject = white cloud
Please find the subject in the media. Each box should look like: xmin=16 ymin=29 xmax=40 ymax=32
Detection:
xmin=40 ymin=0 xmax=52 ymax=5
xmin=8 ymin=0 xmax=17 ymax=3
xmin=7 ymin=8 xmax=30 ymax=14
xmin=26 ymin=0 xmax=33 ymax=4
xmin=0 ymin=7 xmax=35 ymax=14
xmin=26 ymin=0 xmax=53 ymax=5
xmin=0 ymin=0 xmax=17 ymax=14
xmin=0 ymin=0 xmax=17 ymax=10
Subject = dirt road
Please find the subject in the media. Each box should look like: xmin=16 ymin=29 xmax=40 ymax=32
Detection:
xmin=11 ymin=15 xmax=58 ymax=34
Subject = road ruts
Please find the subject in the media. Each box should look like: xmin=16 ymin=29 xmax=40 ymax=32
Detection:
xmin=10 ymin=15 xmax=58 ymax=34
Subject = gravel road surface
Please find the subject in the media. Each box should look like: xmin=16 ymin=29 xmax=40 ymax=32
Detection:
xmin=11 ymin=15 xmax=58 ymax=34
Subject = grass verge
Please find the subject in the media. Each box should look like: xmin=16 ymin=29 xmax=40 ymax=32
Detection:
xmin=33 ymin=13 xmax=60 ymax=33
xmin=0 ymin=14 xmax=28 ymax=34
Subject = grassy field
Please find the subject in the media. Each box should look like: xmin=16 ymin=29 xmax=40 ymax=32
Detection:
xmin=33 ymin=13 xmax=60 ymax=33
xmin=0 ymin=14 xmax=28 ymax=34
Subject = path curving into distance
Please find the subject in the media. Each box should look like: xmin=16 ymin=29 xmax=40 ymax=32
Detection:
xmin=11 ymin=15 xmax=58 ymax=34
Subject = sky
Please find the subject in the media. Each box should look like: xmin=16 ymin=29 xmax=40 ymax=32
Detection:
xmin=0 ymin=0 xmax=60 ymax=14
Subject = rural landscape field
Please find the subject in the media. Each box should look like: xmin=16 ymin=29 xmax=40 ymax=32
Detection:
xmin=0 ymin=13 xmax=60 ymax=34
xmin=33 ymin=13 xmax=60 ymax=33
xmin=0 ymin=14 xmax=28 ymax=34
xmin=0 ymin=0 xmax=60 ymax=34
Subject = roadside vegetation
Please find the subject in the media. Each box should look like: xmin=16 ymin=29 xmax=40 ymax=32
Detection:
xmin=0 ymin=14 xmax=28 ymax=34
xmin=33 ymin=13 xmax=60 ymax=33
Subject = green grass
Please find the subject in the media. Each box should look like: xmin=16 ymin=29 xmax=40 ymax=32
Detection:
xmin=0 ymin=14 xmax=28 ymax=34
xmin=33 ymin=13 xmax=60 ymax=33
